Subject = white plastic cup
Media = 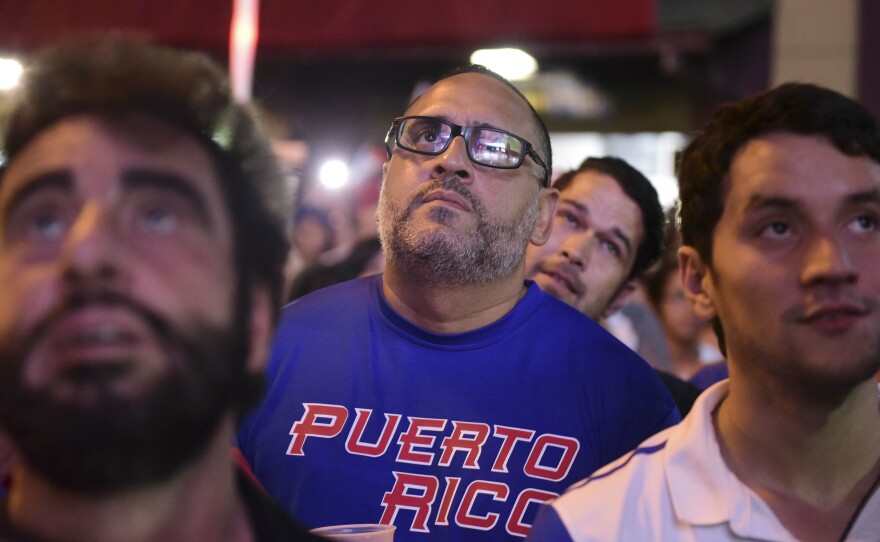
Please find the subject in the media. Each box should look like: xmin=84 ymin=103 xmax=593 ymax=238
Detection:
xmin=310 ymin=523 xmax=396 ymax=542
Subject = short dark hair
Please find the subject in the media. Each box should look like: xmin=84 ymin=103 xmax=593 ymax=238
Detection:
xmin=556 ymin=156 xmax=665 ymax=281
xmin=0 ymin=36 xmax=290 ymax=312
xmin=408 ymin=64 xmax=552 ymax=185
xmin=678 ymin=82 xmax=880 ymax=265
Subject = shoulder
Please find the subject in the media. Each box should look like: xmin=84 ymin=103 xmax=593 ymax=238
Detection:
xmin=528 ymin=290 xmax=681 ymax=425
xmin=547 ymin=429 xmax=675 ymax=540
xmin=274 ymin=276 xmax=377 ymax=338
xmin=528 ymin=292 xmax=632 ymax=354
xmin=282 ymin=275 xmax=375 ymax=317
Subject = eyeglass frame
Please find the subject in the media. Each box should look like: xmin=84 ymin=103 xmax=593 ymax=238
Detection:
xmin=384 ymin=116 xmax=551 ymax=187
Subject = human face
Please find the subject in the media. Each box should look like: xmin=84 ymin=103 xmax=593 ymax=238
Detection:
xmin=379 ymin=73 xmax=556 ymax=286
xmin=681 ymin=133 xmax=880 ymax=396
xmin=0 ymin=115 xmax=250 ymax=491
xmin=525 ymin=171 xmax=643 ymax=319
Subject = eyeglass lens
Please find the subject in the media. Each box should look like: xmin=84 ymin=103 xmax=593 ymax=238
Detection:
xmin=398 ymin=118 xmax=526 ymax=168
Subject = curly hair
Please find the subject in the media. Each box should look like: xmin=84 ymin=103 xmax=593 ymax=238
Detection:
xmin=1 ymin=36 xmax=290 ymax=311
xmin=678 ymin=83 xmax=880 ymax=265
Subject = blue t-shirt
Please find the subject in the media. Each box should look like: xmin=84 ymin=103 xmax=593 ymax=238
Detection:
xmin=238 ymin=276 xmax=679 ymax=541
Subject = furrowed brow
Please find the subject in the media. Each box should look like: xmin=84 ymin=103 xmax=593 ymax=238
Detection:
xmin=122 ymin=169 xmax=211 ymax=226
xmin=742 ymin=194 xmax=799 ymax=214
xmin=2 ymin=171 xmax=74 ymax=219
xmin=844 ymin=188 xmax=880 ymax=207
xmin=559 ymin=198 xmax=588 ymax=215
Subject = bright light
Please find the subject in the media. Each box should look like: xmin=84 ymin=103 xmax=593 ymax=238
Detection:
xmin=319 ymin=159 xmax=349 ymax=190
xmin=469 ymin=48 xmax=538 ymax=81
xmin=0 ymin=58 xmax=23 ymax=91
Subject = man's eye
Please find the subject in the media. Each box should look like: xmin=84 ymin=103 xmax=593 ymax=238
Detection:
xmin=28 ymin=210 xmax=67 ymax=241
xmin=557 ymin=211 xmax=578 ymax=226
xmin=139 ymin=206 xmax=178 ymax=234
xmin=852 ymin=213 xmax=878 ymax=233
xmin=417 ymin=129 xmax=440 ymax=143
xmin=602 ymin=240 xmax=620 ymax=257
xmin=761 ymin=221 xmax=790 ymax=238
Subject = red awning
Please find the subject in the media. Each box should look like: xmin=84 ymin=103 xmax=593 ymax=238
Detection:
xmin=0 ymin=0 xmax=656 ymax=53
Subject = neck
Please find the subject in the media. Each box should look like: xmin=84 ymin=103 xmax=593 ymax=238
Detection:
xmin=7 ymin=417 xmax=253 ymax=542
xmin=382 ymin=264 xmax=528 ymax=334
xmin=716 ymin=371 xmax=880 ymax=508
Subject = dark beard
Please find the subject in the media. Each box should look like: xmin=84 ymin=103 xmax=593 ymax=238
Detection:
xmin=0 ymin=290 xmax=259 ymax=495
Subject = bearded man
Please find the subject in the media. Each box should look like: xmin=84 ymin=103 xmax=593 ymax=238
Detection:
xmin=0 ymin=38 xmax=322 ymax=541
xmin=237 ymin=66 xmax=679 ymax=541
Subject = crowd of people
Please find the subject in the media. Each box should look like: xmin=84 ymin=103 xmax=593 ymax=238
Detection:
xmin=0 ymin=35 xmax=877 ymax=542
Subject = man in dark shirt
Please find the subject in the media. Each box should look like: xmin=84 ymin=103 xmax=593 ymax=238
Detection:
xmin=0 ymin=37 xmax=320 ymax=541
xmin=524 ymin=156 xmax=701 ymax=415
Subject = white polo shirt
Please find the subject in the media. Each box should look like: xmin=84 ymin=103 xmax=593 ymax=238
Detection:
xmin=526 ymin=381 xmax=880 ymax=541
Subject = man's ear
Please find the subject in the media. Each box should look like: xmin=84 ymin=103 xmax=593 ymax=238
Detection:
xmin=529 ymin=187 xmax=559 ymax=246
xmin=600 ymin=280 xmax=638 ymax=320
xmin=679 ymin=246 xmax=716 ymax=320
xmin=245 ymin=283 xmax=275 ymax=373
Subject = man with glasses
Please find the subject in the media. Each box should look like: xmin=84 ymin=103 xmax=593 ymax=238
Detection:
xmin=237 ymin=66 xmax=679 ymax=541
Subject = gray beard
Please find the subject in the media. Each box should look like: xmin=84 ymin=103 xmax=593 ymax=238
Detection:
xmin=378 ymin=176 xmax=539 ymax=288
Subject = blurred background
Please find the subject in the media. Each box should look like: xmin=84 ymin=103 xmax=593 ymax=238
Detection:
xmin=0 ymin=0 xmax=876 ymax=295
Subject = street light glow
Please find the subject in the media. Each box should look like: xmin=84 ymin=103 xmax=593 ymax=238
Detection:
xmin=319 ymin=159 xmax=349 ymax=190
xmin=470 ymin=48 xmax=538 ymax=81
xmin=0 ymin=58 xmax=23 ymax=91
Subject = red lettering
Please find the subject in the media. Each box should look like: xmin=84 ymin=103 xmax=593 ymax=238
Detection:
xmin=439 ymin=421 xmax=490 ymax=468
xmin=380 ymin=472 xmax=438 ymax=533
xmin=287 ymin=403 xmax=348 ymax=456
xmin=435 ymin=477 xmax=461 ymax=526
xmin=491 ymin=426 xmax=535 ymax=473
xmin=345 ymin=408 xmax=402 ymax=457
xmin=524 ymin=434 xmax=580 ymax=481
xmin=506 ymin=488 xmax=558 ymax=537
xmin=396 ymin=417 xmax=446 ymax=465
xmin=455 ymin=480 xmax=509 ymax=531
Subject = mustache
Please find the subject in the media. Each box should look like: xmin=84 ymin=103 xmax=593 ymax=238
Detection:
xmin=552 ymin=262 xmax=586 ymax=295
xmin=18 ymin=289 xmax=172 ymax=359
xmin=402 ymin=176 xmax=484 ymax=218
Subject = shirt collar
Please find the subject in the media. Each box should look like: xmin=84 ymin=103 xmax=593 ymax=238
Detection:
xmin=664 ymin=380 xmax=794 ymax=539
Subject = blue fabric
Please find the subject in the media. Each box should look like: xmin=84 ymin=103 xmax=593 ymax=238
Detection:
xmin=689 ymin=361 xmax=729 ymax=390
xmin=526 ymin=505 xmax=573 ymax=542
xmin=238 ymin=275 xmax=679 ymax=541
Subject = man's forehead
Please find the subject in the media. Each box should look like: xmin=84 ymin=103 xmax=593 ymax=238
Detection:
xmin=406 ymin=73 xmax=536 ymax=133
xmin=563 ymin=170 xmax=645 ymax=244
xmin=1 ymin=115 xmax=222 ymax=199
xmin=565 ymin=171 xmax=641 ymax=216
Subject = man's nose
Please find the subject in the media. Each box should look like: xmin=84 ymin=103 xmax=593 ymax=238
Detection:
xmin=561 ymin=233 xmax=593 ymax=269
xmin=800 ymin=232 xmax=858 ymax=287
xmin=60 ymin=203 xmax=122 ymax=283
xmin=429 ymin=135 xmax=473 ymax=183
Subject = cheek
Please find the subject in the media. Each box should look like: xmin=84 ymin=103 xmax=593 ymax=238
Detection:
xmin=382 ymin=161 xmax=419 ymax=202
xmin=528 ymin=237 xmax=558 ymax=262
xmin=0 ymin=262 xmax=63 ymax=343
xmin=134 ymin=247 xmax=237 ymax=326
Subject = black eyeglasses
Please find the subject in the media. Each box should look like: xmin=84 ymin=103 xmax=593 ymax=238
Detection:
xmin=385 ymin=116 xmax=550 ymax=187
